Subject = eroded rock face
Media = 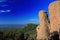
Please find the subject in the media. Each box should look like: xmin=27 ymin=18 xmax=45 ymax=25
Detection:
xmin=36 ymin=10 xmax=50 ymax=40
xmin=36 ymin=1 xmax=60 ymax=40
xmin=49 ymin=1 xmax=60 ymax=33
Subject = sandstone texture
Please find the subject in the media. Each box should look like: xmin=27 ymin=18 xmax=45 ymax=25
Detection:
xmin=49 ymin=1 xmax=60 ymax=32
xmin=36 ymin=1 xmax=60 ymax=40
xmin=36 ymin=10 xmax=50 ymax=40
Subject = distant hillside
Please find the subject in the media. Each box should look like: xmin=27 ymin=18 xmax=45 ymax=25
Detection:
xmin=0 ymin=24 xmax=25 ymax=29
xmin=0 ymin=23 xmax=37 ymax=40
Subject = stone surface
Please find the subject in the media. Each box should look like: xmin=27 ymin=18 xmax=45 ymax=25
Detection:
xmin=36 ymin=10 xmax=50 ymax=40
xmin=36 ymin=1 xmax=60 ymax=40
xmin=49 ymin=1 xmax=60 ymax=32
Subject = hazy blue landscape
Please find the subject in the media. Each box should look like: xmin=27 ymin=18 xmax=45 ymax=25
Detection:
xmin=0 ymin=24 xmax=25 ymax=29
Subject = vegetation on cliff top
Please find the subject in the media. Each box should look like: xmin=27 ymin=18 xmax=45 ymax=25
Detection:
xmin=0 ymin=23 xmax=37 ymax=40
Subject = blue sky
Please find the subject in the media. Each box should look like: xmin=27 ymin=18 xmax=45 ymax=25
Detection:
xmin=0 ymin=0 xmax=55 ymax=24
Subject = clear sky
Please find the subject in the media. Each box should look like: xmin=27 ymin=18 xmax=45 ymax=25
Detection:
xmin=0 ymin=0 xmax=55 ymax=25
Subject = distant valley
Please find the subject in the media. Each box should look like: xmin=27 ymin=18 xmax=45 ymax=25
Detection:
xmin=0 ymin=24 xmax=25 ymax=29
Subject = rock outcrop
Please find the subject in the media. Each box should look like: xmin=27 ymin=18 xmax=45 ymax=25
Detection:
xmin=49 ymin=1 xmax=60 ymax=33
xmin=36 ymin=1 xmax=60 ymax=40
xmin=36 ymin=10 xmax=50 ymax=40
